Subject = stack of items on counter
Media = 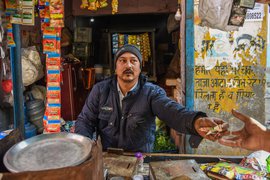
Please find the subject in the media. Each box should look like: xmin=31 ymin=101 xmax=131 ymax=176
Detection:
xmin=147 ymin=151 xmax=270 ymax=180
xmin=112 ymin=33 xmax=151 ymax=67
xmin=80 ymin=0 xmax=118 ymax=14
xmin=38 ymin=0 xmax=64 ymax=133
xmin=200 ymin=151 xmax=270 ymax=180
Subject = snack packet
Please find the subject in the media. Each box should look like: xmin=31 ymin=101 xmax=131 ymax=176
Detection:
xmin=46 ymin=53 xmax=61 ymax=70
xmin=240 ymin=150 xmax=270 ymax=174
xmin=47 ymin=87 xmax=61 ymax=104
xmin=201 ymin=161 xmax=266 ymax=180
xmin=47 ymin=70 xmax=60 ymax=87
xmin=199 ymin=123 xmax=229 ymax=136
xmin=43 ymin=115 xmax=61 ymax=133
xmin=46 ymin=103 xmax=61 ymax=120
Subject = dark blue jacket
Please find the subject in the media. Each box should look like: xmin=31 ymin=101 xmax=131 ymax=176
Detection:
xmin=75 ymin=75 xmax=205 ymax=152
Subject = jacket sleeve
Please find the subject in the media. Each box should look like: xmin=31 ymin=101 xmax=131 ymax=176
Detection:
xmin=150 ymin=85 xmax=207 ymax=136
xmin=75 ymin=85 xmax=100 ymax=139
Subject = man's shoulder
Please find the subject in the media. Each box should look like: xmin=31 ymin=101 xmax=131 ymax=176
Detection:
xmin=95 ymin=77 xmax=112 ymax=86
xmin=143 ymin=81 xmax=162 ymax=90
xmin=140 ymin=82 xmax=166 ymax=96
xmin=92 ymin=76 xmax=114 ymax=90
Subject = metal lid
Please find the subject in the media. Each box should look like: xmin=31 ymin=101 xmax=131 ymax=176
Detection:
xmin=4 ymin=132 xmax=93 ymax=172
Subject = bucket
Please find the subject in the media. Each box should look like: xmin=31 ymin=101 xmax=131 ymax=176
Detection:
xmin=25 ymin=122 xmax=37 ymax=139
xmin=27 ymin=106 xmax=45 ymax=117
xmin=25 ymin=93 xmax=45 ymax=133
xmin=29 ymin=113 xmax=44 ymax=133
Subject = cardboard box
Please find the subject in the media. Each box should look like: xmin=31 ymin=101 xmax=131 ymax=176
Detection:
xmin=74 ymin=27 xmax=92 ymax=43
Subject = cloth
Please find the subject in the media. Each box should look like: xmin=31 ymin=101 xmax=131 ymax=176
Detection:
xmin=114 ymin=44 xmax=143 ymax=68
xmin=198 ymin=0 xmax=239 ymax=31
xmin=75 ymin=75 xmax=206 ymax=152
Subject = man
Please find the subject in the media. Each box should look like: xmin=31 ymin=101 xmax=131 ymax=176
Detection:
xmin=75 ymin=44 xmax=228 ymax=152
xmin=218 ymin=109 xmax=270 ymax=152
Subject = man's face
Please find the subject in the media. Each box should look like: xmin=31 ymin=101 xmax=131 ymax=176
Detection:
xmin=115 ymin=52 xmax=141 ymax=83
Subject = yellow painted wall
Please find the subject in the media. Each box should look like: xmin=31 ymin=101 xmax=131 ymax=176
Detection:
xmin=194 ymin=3 xmax=267 ymax=155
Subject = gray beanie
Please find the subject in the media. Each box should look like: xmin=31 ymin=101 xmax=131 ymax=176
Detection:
xmin=114 ymin=44 xmax=143 ymax=69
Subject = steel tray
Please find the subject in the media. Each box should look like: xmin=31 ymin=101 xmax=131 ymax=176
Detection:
xmin=4 ymin=132 xmax=93 ymax=173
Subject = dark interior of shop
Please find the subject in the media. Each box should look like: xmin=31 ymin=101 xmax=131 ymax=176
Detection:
xmin=73 ymin=14 xmax=178 ymax=80
xmin=1 ymin=13 xmax=181 ymax=153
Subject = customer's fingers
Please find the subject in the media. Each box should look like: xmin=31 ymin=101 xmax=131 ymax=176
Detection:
xmin=232 ymin=109 xmax=250 ymax=123
xmin=218 ymin=137 xmax=242 ymax=148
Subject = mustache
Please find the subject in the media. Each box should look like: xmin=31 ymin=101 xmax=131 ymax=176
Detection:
xmin=123 ymin=69 xmax=134 ymax=74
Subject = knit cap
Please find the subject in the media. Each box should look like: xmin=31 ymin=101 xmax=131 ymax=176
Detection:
xmin=114 ymin=44 xmax=142 ymax=69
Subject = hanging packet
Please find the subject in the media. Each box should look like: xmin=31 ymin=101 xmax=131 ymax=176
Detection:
xmin=46 ymin=53 xmax=61 ymax=70
xmin=47 ymin=86 xmax=61 ymax=104
xmin=47 ymin=70 xmax=60 ymax=87
xmin=39 ymin=0 xmax=45 ymax=6
xmin=6 ymin=22 xmax=15 ymax=47
xmin=22 ymin=8 xmax=34 ymax=25
xmin=49 ymin=0 xmax=64 ymax=19
xmin=43 ymin=115 xmax=61 ymax=132
xmin=46 ymin=103 xmax=61 ymax=120
xmin=43 ymin=36 xmax=57 ymax=54
xmin=22 ymin=0 xmax=34 ymax=6
xmin=4 ymin=0 xmax=17 ymax=11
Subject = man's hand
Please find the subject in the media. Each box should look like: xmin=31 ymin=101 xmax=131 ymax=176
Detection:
xmin=218 ymin=109 xmax=267 ymax=151
xmin=194 ymin=116 xmax=229 ymax=141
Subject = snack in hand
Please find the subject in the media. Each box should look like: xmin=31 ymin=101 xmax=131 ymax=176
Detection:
xmin=199 ymin=123 xmax=229 ymax=136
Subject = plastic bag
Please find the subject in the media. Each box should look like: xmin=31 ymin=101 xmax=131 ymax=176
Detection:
xmin=240 ymin=150 xmax=270 ymax=174
xmin=21 ymin=46 xmax=44 ymax=86
xmin=198 ymin=0 xmax=239 ymax=31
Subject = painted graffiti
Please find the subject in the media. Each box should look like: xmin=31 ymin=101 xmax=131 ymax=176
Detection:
xmin=234 ymin=34 xmax=265 ymax=62
xmin=194 ymin=22 xmax=266 ymax=113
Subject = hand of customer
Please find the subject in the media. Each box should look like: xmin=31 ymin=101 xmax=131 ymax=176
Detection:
xmin=218 ymin=109 xmax=267 ymax=151
xmin=194 ymin=116 xmax=229 ymax=141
